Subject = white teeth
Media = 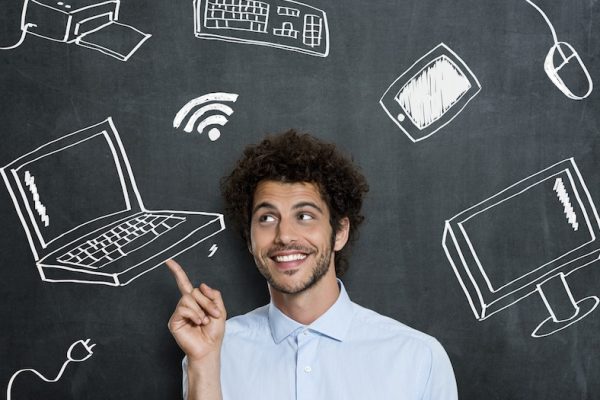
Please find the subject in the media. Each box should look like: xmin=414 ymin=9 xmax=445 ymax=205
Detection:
xmin=275 ymin=254 xmax=307 ymax=262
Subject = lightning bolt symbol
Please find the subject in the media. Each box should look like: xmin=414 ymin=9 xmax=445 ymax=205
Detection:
xmin=208 ymin=244 xmax=218 ymax=258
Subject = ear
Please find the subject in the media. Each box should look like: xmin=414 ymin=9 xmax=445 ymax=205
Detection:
xmin=333 ymin=217 xmax=350 ymax=252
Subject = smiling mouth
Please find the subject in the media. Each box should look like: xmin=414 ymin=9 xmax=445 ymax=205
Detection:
xmin=268 ymin=245 xmax=313 ymax=264
xmin=273 ymin=253 xmax=307 ymax=263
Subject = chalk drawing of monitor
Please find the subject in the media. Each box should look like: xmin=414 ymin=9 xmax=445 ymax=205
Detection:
xmin=1 ymin=117 xmax=225 ymax=286
xmin=443 ymin=158 xmax=600 ymax=337
xmin=380 ymin=43 xmax=481 ymax=143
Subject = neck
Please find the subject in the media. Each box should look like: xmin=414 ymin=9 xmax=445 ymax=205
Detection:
xmin=270 ymin=268 xmax=340 ymax=325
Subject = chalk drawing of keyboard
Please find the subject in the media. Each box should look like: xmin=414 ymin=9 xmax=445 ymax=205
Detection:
xmin=57 ymin=214 xmax=185 ymax=269
xmin=193 ymin=0 xmax=329 ymax=57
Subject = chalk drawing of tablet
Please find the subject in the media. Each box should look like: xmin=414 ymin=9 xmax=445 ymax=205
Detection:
xmin=380 ymin=43 xmax=481 ymax=142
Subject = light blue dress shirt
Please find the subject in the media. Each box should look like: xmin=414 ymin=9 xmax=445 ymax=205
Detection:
xmin=183 ymin=281 xmax=458 ymax=399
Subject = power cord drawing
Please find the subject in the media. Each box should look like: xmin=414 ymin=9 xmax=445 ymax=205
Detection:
xmin=6 ymin=338 xmax=96 ymax=400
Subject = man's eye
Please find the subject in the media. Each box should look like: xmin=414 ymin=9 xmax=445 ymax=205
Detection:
xmin=298 ymin=213 xmax=314 ymax=221
xmin=259 ymin=215 xmax=275 ymax=222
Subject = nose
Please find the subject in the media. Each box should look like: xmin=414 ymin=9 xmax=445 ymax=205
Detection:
xmin=274 ymin=216 xmax=297 ymax=245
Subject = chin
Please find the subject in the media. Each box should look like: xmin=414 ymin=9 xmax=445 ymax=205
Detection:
xmin=270 ymin=271 xmax=323 ymax=295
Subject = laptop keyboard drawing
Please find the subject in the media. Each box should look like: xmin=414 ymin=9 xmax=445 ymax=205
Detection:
xmin=1 ymin=117 xmax=225 ymax=286
xmin=57 ymin=214 xmax=185 ymax=269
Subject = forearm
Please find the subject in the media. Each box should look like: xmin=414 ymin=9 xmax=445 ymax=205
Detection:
xmin=186 ymin=356 xmax=223 ymax=400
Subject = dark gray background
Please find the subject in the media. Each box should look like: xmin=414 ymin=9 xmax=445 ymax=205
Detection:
xmin=1 ymin=0 xmax=600 ymax=398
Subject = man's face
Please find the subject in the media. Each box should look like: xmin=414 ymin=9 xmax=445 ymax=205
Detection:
xmin=249 ymin=180 xmax=349 ymax=295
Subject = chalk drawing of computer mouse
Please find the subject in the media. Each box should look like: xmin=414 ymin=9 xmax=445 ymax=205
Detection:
xmin=526 ymin=0 xmax=593 ymax=100
xmin=544 ymin=41 xmax=593 ymax=100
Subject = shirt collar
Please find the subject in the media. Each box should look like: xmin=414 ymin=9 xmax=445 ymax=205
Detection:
xmin=268 ymin=279 xmax=355 ymax=344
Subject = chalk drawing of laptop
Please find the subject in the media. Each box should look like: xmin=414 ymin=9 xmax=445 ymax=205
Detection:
xmin=1 ymin=117 xmax=225 ymax=286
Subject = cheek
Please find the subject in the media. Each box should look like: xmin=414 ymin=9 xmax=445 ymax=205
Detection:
xmin=249 ymin=230 xmax=269 ymax=255
xmin=307 ymin=229 xmax=332 ymax=249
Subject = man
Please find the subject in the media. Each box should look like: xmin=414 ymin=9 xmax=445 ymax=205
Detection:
xmin=166 ymin=131 xmax=458 ymax=400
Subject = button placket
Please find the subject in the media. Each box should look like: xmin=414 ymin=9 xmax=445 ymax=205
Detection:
xmin=295 ymin=329 xmax=319 ymax=400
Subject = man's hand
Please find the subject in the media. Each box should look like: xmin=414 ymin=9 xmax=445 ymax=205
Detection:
xmin=166 ymin=259 xmax=227 ymax=363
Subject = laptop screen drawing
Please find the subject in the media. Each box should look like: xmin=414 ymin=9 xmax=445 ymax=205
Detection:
xmin=14 ymin=132 xmax=130 ymax=247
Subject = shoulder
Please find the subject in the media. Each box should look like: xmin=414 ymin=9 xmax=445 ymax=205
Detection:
xmin=348 ymin=302 xmax=457 ymax=398
xmin=349 ymin=301 xmax=448 ymax=358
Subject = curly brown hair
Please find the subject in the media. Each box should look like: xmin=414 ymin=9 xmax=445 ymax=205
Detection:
xmin=220 ymin=130 xmax=369 ymax=277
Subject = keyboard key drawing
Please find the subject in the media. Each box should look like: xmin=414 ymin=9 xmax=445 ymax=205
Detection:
xmin=380 ymin=43 xmax=481 ymax=142
xmin=0 ymin=0 xmax=151 ymax=61
xmin=1 ymin=117 xmax=225 ymax=286
xmin=193 ymin=0 xmax=329 ymax=57
xmin=56 ymin=214 xmax=186 ymax=269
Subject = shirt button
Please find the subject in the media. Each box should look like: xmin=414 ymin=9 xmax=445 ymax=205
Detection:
xmin=303 ymin=330 xmax=309 ymax=336
xmin=304 ymin=366 xmax=312 ymax=373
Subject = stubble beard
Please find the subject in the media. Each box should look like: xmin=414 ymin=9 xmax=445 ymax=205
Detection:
xmin=256 ymin=241 xmax=334 ymax=295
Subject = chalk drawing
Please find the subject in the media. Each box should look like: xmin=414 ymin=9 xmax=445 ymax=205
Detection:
xmin=0 ymin=22 xmax=36 ymax=50
xmin=193 ymin=0 xmax=329 ymax=57
xmin=380 ymin=43 xmax=481 ymax=142
xmin=554 ymin=177 xmax=579 ymax=231
xmin=173 ymin=93 xmax=239 ymax=141
xmin=1 ymin=117 xmax=225 ymax=286
xmin=208 ymin=243 xmax=218 ymax=257
xmin=525 ymin=0 xmax=593 ymax=100
xmin=6 ymin=338 xmax=96 ymax=400
xmin=0 ymin=0 xmax=151 ymax=61
xmin=443 ymin=158 xmax=600 ymax=337
xmin=24 ymin=171 xmax=49 ymax=228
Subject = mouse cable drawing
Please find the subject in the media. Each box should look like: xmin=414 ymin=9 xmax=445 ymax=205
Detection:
xmin=0 ymin=0 xmax=35 ymax=50
xmin=6 ymin=338 xmax=96 ymax=400
xmin=0 ymin=23 xmax=35 ymax=50
xmin=525 ymin=0 xmax=593 ymax=100
xmin=525 ymin=0 xmax=559 ymax=45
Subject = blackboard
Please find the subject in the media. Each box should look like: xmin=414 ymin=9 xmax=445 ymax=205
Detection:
xmin=1 ymin=0 xmax=600 ymax=398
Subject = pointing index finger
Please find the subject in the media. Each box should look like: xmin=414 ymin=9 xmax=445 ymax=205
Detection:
xmin=165 ymin=258 xmax=194 ymax=294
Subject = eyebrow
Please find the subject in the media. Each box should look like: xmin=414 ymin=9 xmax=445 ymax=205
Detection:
xmin=252 ymin=201 xmax=324 ymax=215
xmin=293 ymin=201 xmax=324 ymax=214
xmin=252 ymin=202 xmax=276 ymax=215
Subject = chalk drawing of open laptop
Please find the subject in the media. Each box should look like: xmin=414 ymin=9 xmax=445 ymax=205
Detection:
xmin=1 ymin=117 xmax=225 ymax=286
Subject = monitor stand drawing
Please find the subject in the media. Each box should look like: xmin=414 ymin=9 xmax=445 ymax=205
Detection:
xmin=1 ymin=117 xmax=225 ymax=286
xmin=443 ymin=158 xmax=600 ymax=337
xmin=533 ymin=272 xmax=598 ymax=338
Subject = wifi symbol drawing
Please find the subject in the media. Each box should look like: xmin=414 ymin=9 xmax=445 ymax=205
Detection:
xmin=173 ymin=92 xmax=239 ymax=141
